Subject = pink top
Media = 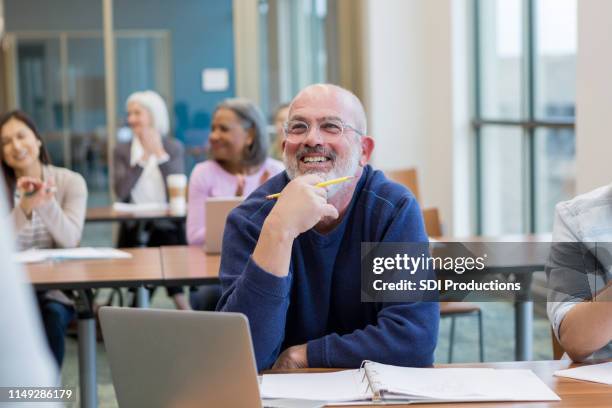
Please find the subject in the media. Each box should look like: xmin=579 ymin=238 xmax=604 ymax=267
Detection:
xmin=186 ymin=158 xmax=285 ymax=245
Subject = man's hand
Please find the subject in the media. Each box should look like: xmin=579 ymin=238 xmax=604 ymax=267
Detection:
xmin=267 ymin=174 xmax=339 ymax=240
xmin=17 ymin=176 xmax=56 ymax=217
xmin=272 ymin=344 xmax=308 ymax=369
xmin=252 ymin=174 xmax=339 ymax=277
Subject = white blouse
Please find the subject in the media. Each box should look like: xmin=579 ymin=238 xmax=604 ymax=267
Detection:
xmin=129 ymin=137 xmax=169 ymax=204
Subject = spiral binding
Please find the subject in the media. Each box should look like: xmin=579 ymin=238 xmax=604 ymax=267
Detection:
xmin=360 ymin=360 xmax=384 ymax=402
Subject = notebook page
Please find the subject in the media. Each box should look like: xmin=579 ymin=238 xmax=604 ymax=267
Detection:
xmin=366 ymin=363 xmax=559 ymax=401
xmin=555 ymin=362 xmax=612 ymax=385
xmin=14 ymin=248 xmax=132 ymax=263
xmin=260 ymin=370 xmax=371 ymax=402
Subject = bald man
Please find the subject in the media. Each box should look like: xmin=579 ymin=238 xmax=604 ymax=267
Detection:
xmin=217 ymin=84 xmax=439 ymax=370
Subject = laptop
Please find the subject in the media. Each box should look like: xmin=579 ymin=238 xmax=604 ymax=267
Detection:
xmin=99 ymin=307 xmax=262 ymax=408
xmin=205 ymin=196 xmax=243 ymax=254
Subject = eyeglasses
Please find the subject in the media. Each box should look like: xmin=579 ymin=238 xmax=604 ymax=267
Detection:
xmin=284 ymin=118 xmax=364 ymax=141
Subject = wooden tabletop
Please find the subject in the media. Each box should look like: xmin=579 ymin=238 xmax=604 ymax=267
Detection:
xmin=160 ymin=246 xmax=221 ymax=285
xmin=270 ymin=360 xmax=611 ymax=407
xmin=86 ymin=206 xmax=186 ymax=223
xmin=26 ymin=248 xmax=164 ymax=290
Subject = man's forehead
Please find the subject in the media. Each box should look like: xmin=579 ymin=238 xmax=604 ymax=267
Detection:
xmin=289 ymin=86 xmax=354 ymax=120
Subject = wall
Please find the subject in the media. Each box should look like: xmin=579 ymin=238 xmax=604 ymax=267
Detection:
xmin=5 ymin=0 xmax=235 ymax=148
xmin=575 ymin=0 xmax=612 ymax=194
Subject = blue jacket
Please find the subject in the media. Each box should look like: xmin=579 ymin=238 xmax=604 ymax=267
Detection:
xmin=217 ymin=165 xmax=439 ymax=370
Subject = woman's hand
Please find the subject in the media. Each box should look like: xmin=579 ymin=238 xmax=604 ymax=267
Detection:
xmin=17 ymin=176 xmax=56 ymax=217
xmin=137 ymin=127 xmax=167 ymax=161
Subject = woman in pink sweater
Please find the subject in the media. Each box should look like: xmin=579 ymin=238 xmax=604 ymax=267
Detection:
xmin=186 ymin=98 xmax=284 ymax=246
xmin=187 ymin=99 xmax=283 ymax=310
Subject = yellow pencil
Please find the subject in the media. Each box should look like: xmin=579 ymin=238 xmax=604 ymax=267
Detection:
xmin=266 ymin=176 xmax=354 ymax=200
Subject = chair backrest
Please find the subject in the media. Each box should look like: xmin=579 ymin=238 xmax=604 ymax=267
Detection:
xmin=386 ymin=168 xmax=421 ymax=203
xmin=422 ymin=207 xmax=443 ymax=238
xmin=551 ymin=327 xmax=565 ymax=359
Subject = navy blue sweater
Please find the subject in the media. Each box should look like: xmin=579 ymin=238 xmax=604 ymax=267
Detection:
xmin=217 ymin=165 xmax=439 ymax=370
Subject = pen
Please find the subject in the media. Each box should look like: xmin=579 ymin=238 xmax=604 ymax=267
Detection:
xmin=24 ymin=186 xmax=58 ymax=197
xmin=266 ymin=176 xmax=354 ymax=200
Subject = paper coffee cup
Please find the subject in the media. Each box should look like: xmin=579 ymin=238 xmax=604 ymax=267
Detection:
xmin=167 ymin=174 xmax=187 ymax=215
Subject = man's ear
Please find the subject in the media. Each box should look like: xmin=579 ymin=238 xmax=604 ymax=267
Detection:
xmin=359 ymin=136 xmax=375 ymax=166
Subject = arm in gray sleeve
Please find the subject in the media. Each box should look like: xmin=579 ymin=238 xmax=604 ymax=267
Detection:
xmin=546 ymin=205 xmax=605 ymax=338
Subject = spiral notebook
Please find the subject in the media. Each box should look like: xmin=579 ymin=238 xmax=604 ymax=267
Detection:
xmin=260 ymin=361 xmax=560 ymax=404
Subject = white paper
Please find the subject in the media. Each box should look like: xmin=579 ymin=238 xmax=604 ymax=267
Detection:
xmin=112 ymin=202 xmax=168 ymax=213
xmin=260 ymin=370 xmax=369 ymax=402
xmin=368 ymin=362 xmax=560 ymax=402
xmin=260 ymin=363 xmax=560 ymax=404
xmin=261 ymin=399 xmax=326 ymax=408
xmin=14 ymin=248 xmax=132 ymax=264
xmin=554 ymin=362 xmax=612 ymax=385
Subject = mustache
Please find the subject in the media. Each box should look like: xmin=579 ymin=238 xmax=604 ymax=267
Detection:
xmin=295 ymin=146 xmax=336 ymax=162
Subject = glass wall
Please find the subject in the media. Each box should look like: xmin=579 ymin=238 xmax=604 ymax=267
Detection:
xmin=4 ymin=31 xmax=170 ymax=209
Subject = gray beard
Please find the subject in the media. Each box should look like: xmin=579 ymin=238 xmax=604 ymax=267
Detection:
xmin=284 ymin=144 xmax=361 ymax=198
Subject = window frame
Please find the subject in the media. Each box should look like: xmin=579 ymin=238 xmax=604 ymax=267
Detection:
xmin=473 ymin=0 xmax=576 ymax=234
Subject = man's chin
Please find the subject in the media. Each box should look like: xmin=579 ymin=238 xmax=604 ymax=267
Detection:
xmin=297 ymin=169 xmax=340 ymax=181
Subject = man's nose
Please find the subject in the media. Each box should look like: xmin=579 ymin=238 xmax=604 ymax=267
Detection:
xmin=302 ymin=124 xmax=324 ymax=146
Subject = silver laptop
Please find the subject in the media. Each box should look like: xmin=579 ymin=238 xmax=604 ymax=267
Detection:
xmin=205 ymin=196 xmax=243 ymax=254
xmin=99 ymin=307 xmax=262 ymax=408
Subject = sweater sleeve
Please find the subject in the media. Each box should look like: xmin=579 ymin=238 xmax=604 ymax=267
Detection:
xmin=186 ymin=164 xmax=209 ymax=245
xmin=307 ymin=196 xmax=440 ymax=368
xmin=10 ymin=205 xmax=31 ymax=233
xmin=216 ymin=205 xmax=293 ymax=371
xmin=113 ymin=144 xmax=144 ymax=202
xmin=36 ymin=171 xmax=87 ymax=248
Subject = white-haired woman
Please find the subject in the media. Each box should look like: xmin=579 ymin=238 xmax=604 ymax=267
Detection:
xmin=114 ymin=90 xmax=189 ymax=309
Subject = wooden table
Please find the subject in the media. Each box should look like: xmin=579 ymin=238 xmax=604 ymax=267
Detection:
xmin=26 ymin=248 xmax=164 ymax=408
xmin=28 ymin=247 xmax=164 ymax=290
xmin=160 ymin=245 xmax=221 ymax=285
xmin=273 ymin=360 xmax=611 ymax=407
xmin=435 ymin=234 xmax=552 ymax=361
xmin=85 ymin=206 xmax=186 ymax=223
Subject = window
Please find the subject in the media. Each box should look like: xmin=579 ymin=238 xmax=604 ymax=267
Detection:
xmin=474 ymin=0 xmax=576 ymax=234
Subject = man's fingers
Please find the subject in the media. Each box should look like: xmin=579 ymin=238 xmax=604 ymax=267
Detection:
xmin=322 ymin=204 xmax=339 ymax=219
xmin=272 ymin=358 xmax=288 ymax=370
xmin=313 ymin=186 xmax=328 ymax=199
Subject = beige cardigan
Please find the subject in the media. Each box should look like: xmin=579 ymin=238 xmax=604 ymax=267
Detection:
xmin=11 ymin=165 xmax=87 ymax=248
